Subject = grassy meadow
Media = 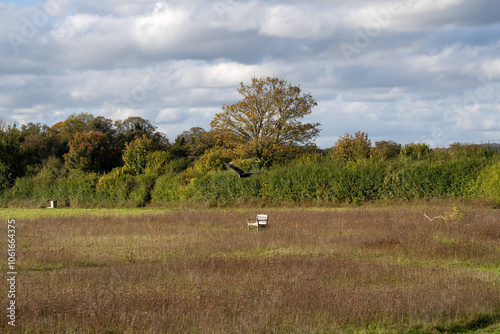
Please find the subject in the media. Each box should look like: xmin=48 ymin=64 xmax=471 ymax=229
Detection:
xmin=1 ymin=203 xmax=500 ymax=333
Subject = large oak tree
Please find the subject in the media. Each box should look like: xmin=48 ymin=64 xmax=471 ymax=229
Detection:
xmin=210 ymin=76 xmax=320 ymax=163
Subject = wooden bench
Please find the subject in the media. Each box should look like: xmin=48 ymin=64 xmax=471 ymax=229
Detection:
xmin=247 ymin=214 xmax=268 ymax=230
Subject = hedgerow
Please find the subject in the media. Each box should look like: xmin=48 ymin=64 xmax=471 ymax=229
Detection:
xmin=1 ymin=153 xmax=498 ymax=207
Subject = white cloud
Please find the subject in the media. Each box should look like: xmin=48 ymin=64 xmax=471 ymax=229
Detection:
xmin=51 ymin=14 xmax=100 ymax=40
xmin=345 ymin=0 xmax=470 ymax=33
xmin=482 ymin=119 xmax=496 ymax=130
xmin=132 ymin=3 xmax=191 ymax=52
xmin=208 ymin=0 xmax=261 ymax=32
xmin=259 ymin=4 xmax=339 ymax=40
xmin=0 ymin=0 xmax=498 ymax=146
xmin=481 ymin=59 xmax=500 ymax=79
xmin=396 ymin=0 xmax=466 ymax=16
xmin=156 ymin=108 xmax=183 ymax=123
xmin=11 ymin=104 xmax=54 ymax=124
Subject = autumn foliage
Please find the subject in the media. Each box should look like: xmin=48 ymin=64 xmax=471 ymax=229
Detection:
xmin=64 ymin=131 xmax=118 ymax=173
xmin=211 ymin=76 xmax=320 ymax=164
xmin=331 ymin=131 xmax=371 ymax=161
xmin=1 ymin=77 xmax=500 ymax=207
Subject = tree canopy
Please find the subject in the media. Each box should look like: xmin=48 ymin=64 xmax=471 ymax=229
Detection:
xmin=331 ymin=131 xmax=372 ymax=161
xmin=210 ymin=76 xmax=320 ymax=164
xmin=64 ymin=131 xmax=119 ymax=173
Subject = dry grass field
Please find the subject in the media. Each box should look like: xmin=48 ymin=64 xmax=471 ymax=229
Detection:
xmin=1 ymin=204 xmax=499 ymax=333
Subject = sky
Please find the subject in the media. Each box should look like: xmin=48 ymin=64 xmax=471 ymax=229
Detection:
xmin=0 ymin=0 xmax=499 ymax=148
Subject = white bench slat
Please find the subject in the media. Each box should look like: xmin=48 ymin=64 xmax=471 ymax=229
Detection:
xmin=247 ymin=214 xmax=268 ymax=230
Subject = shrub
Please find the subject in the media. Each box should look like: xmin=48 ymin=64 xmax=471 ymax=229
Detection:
xmin=295 ymin=153 xmax=327 ymax=166
xmin=145 ymin=150 xmax=173 ymax=175
xmin=0 ymin=162 xmax=11 ymax=194
xmin=96 ymin=168 xmax=157 ymax=206
xmin=96 ymin=168 xmax=135 ymax=203
xmin=0 ymin=129 xmax=27 ymax=187
xmin=260 ymin=161 xmax=334 ymax=202
xmin=58 ymin=171 xmax=99 ymax=205
xmin=130 ymin=174 xmax=157 ymax=207
xmin=168 ymin=158 xmax=192 ymax=174
xmin=151 ymin=173 xmax=189 ymax=202
xmin=39 ymin=156 xmax=68 ymax=179
xmin=373 ymin=140 xmax=401 ymax=160
xmin=7 ymin=170 xmax=99 ymax=206
xmin=400 ymin=142 xmax=430 ymax=160
xmin=225 ymin=157 xmax=262 ymax=172
xmin=2 ymin=146 xmax=498 ymax=207
xmin=192 ymin=146 xmax=232 ymax=174
xmin=383 ymin=157 xmax=487 ymax=199
xmin=123 ymin=135 xmax=153 ymax=175
xmin=471 ymin=162 xmax=500 ymax=205
xmin=449 ymin=142 xmax=494 ymax=159
xmin=64 ymin=131 xmax=117 ymax=173
xmin=190 ymin=171 xmax=261 ymax=203
xmin=331 ymin=131 xmax=371 ymax=161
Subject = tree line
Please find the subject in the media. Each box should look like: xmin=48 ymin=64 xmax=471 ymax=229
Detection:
xmin=1 ymin=76 xmax=499 ymax=206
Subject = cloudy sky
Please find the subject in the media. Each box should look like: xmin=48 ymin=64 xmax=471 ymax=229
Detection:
xmin=1 ymin=0 xmax=499 ymax=148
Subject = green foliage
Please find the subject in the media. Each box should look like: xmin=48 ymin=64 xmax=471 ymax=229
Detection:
xmin=471 ymin=162 xmax=500 ymax=205
xmin=123 ymin=135 xmax=153 ymax=175
xmin=400 ymin=142 xmax=431 ymax=160
xmin=260 ymin=159 xmax=388 ymax=203
xmin=294 ymin=153 xmax=327 ymax=166
xmin=443 ymin=205 xmax=464 ymax=221
xmin=3 ymin=111 xmax=500 ymax=207
xmin=7 ymin=170 xmax=99 ymax=205
xmin=58 ymin=171 xmax=99 ymax=205
xmin=226 ymin=157 xmax=262 ymax=172
xmin=39 ymin=156 xmax=68 ymax=180
xmin=0 ymin=125 xmax=27 ymax=189
xmin=115 ymin=116 xmax=168 ymax=150
xmin=0 ymin=162 xmax=10 ymax=194
xmin=258 ymin=156 xmax=489 ymax=203
xmin=150 ymin=173 xmax=188 ymax=202
xmin=189 ymin=171 xmax=262 ymax=203
xmin=373 ymin=140 xmax=401 ymax=160
xmin=331 ymin=131 xmax=371 ymax=161
xmin=211 ymin=76 xmax=320 ymax=164
xmin=145 ymin=150 xmax=173 ymax=175
xmin=172 ymin=127 xmax=217 ymax=158
xmin=59 ymin=112 xmax=95 ymax=142
xmin=20 ymin=122 xmax=52 ymax=166
xmin=88 ymin=116 xmax=116 ymax=139
xmin=64 ymin=131 xmax=116 ymax=173
xmin=168 ymin=157 xmax=192 ymax=174
xmin=192 ymin=146 xmax=231 ymax=174
xmin=96 ymin=167 xmax=157 ymax=206
xmin=130 ymin=174 xmax=157 ymax=207
xmin=96 ymin=167 xmax=130 ymax=202
xmin=382 ymin=157 xmax=486 ymax=199
xmin=449 ymin=142 xmax=494 ymax=159
xmin=260 ymin=161 xmax=334 ymax=202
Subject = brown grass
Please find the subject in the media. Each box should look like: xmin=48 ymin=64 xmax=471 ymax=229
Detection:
xmin=2 ymin=205 xmax=500 ymax=333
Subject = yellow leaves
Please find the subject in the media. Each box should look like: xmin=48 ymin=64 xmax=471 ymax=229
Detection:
xmin=331 ymin=131 xmax=371 ymax=162
xmin=192 ymin=146 xmax=232 ymax=174
xmin=210 ymin=76 xmax=320 ymax=163
xmin=123 ymin=135 xmax=153 ymax=175
xmin=64 ymin=131 xmax=112 ymax=173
